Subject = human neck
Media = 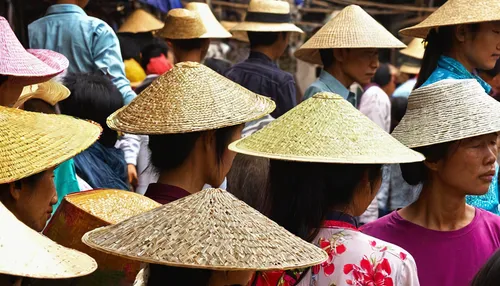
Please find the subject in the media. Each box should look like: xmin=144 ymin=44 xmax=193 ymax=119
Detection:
xmin=446 ymin=48 xmax=474 ymax=72
xmin=174 ymin=50 xmax=203 ymax=64
xmin=157 ymin=160 xmax=207 ymax=195
xmin=56 ymin=0 xmax=79 ymax=5
xmin=251 ymin=46 xmax=279 ymax=61
xmin=324 ymin=64 xmax=354 ymax=89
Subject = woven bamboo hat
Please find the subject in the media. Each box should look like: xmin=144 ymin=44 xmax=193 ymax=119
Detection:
xmin=294 ymin=5 xmax=406 ymax=65
xmin=156 ymin=8 xmax=206 ymax=39
xmin=221 ymin=21 xmax=250 ymax=42
xmin=107 ymin=62 xmax=275 ymax=135
xmin=83 ymin=188 xmax=327 ymax=270
xmin=0 ymin=106 xmax=101 ymax=184
xmin=13 ymin=80 xmax=70 ymax=108
xmin=400 ymin=62 xmax=421 ymax=75
xmin=0 ymin=202 xmax=97 ymax=279
xmin=185 ymin=3 xmax=232 ymax=39
xmin=392 ymin=79 xmax=500 ymax=148
xmin=400 ymin=38 xmax=425 ymax=60
xmin=400 ymin=0 xmax=500 ymax=38
xmin=229 ymin=92 xmax=424 ymax=164
xmin=118 ymin=9 xmax=164 ymax=33
xmin=231 ymin=0 xmax=303 ymax=33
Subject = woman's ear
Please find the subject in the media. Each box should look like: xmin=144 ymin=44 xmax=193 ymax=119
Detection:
xmin=454 ymin=25 xmax=467 ymax=43
xmin=9 ymin=182 xmax=21 ymax=202
xmin=423 ymin=159 xmax=440 ymax=172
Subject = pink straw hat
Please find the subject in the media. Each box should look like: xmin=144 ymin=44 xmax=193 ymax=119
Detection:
xmin=0 ymin=17 xmax=68 ymax=79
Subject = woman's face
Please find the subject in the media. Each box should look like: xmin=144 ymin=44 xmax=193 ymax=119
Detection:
xmin=433 ymin=133 xmax=498 ymax=196
xmin=208 ymin=270 xmax=254 ymax=286
xmin=208 ymin=125 xmax=244 ymax=187
xmin=462 ymin=22 xmax=500 ymax=70
xmin=0 ymin=77 xmax=25 ymax=107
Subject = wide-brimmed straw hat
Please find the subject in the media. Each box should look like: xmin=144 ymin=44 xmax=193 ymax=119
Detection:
xmin=82 ymin=188 xmax=327 ymax=270
xmin=400 ymin=62 xmax=421 ymax=75
xmin=400 ymin=0 xmax=500 ymax=38
xmin=0 ymin=107 xmax=101 ymax=184
xmin=392 ymin=79 xmax=500 ymax=148
xmin=156 ymin=8 xmax=207 ymax=39
xmin=107 ymin=62 xmax=275 ymax=135
xmin=0 ymin=17 xmax=68 ymax=81
xmin=231 ymin=0 xmax=303 ymax=33
xmin=400 ymin=38 xmax=425 ymax=60
xmin=185 ymin=3 xmax=232 ymax=39
xmin=229 ymin=92 xmax=424 ymax=164
xmin=118 ymin=9 xmax=164 ymax=33
xmin=221 ymin=21 xmax=250 ymax=42
xmin=0 ymin=202 xmax=97 ymax=279
xmin=294 ymin=5 xmax=406 ymax=65
xmin=13 ymin=80 xmax=70 ymax=108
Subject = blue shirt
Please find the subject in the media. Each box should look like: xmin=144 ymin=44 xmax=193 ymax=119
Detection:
xmin=303 ymin=70 xmax=357 ymax=106
xmin=393 ymin=78 xmax=417 ymax=98
xmin=28 ymin=4 xmax=136 ymax=104
xmin=224 ymin=51 xmax=296 ymax=118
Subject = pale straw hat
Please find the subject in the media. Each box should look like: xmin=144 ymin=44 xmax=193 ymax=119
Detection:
xmin=13 ymin=80 xmax=70 ymax=108
xmin=400 ymin=0 xmax=500 ymax=39
xmin=221 ymin=21 xmax=250 ymax=42
xmin=82 ymin=188 xmax=327 ymax=270
xmin=185 ymin=3 xmax=232 ymax=39
xmin=400 ymin=38 xmax=425 ymax=60
xmin=231 ymin=0 xmax=303 ymax=33
xmin=156 ymin=9 xmax=207 ymax=39
xmin=107 ymin=62 xmax=275 ymax=135
xmin=399 ymin=62 xmax=421 ymax=75
xmin=392 ymin=79 xmax=500 ymax=148
xmin=118 ymin=9 xmax=164 ymax=33
xmin=230 ymin=92 xmax=424 ymax=164
xmin=0 ymin=202 xmax=97 ymax=279
xmin=294 ymin=5 xmax=406 ymax=65
xmin=0 ymin=106 xmax=101 ymax=184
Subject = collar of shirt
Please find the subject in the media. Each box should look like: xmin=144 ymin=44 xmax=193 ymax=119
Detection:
xmin=318 ymin=70 xmax=350 ymax=99
xmin=144 ymin=183 xmax=191 ymax=205
xmin=436 ymin=55 xmax=492 ymax=93
xmin=46 ymin=4 xmax=87 ymax=16
xmin=247 ymin=51 xmax=278 ymax=68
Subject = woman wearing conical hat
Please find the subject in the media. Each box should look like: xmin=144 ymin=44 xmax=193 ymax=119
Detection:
xmin=82 ymin=188 xmax=327 ymax=285
xmin=229 ymin=92 xmax=423 ymax=285
xmin=106 ymin=62 xmax=274 ymax=205
xmin=401 ymin=0 xmax=500 ymax=215
xmin=363 ymin=79 xmax=500 ymax=286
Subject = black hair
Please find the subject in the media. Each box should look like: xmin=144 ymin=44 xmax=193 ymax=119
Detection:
xmin=148 ymin=264 xmax=212 ymax=286
xmin=0 ymin=75 xmax=8 ymax=85
xmin=471 ymin=249 xmax=500 ymax=286
xmin=267 ymin=160 xmax=382 ymax=241
xmin=140 ymin=38 xmax=169 ymax=70
xmin=169 ymin=38 xmax=208 ymax=51
xmin=390 ymin=96 xmax=408 ymax=133
xmin=24 ymin=98 xmax=60 ymax=115
xmin=319 ymin=49 xmax=335 ymax=69
xmin=247 ymin=31 xmax=286 ymax=49
xmin=373 ymin=63 xmax=392 ymax=87
xmin=60 ymin=72 xmax=124 ymax=147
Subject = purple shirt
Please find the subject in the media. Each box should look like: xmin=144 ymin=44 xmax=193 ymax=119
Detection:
xmin=361 ymin=208 xmax=500 ymax=286
xmin=144 ymin=183 xmax=190 ymax=205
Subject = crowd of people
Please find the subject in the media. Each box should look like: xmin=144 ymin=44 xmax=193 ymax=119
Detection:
xmin=3 ymin=0 xmax=500 ymax=285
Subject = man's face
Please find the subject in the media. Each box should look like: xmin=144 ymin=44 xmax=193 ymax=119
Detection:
xmin=341 ymin=48 xmax=380 ymax=86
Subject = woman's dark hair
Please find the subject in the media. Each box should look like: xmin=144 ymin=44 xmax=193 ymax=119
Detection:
xmin=148 ymin=264 xmax=212 ymax=286
xmin=319 ymin=49 xmax=335 ymax=69
xmin=60 ymin=72 xmax=124 ymax=147
xmin=247 ymin=31 xmax=286 ymax=48
xmin=24 ymin=98 xmax=60 ymax=115
xmin=141 ymin=38 xmax=169 ymax=70
xmin=390 ymin=96 xmax=408 ymax=132
xmin=0 ymin=75 xmax=8 ymax=85
xmin=267 ymin=160 xmax=382 ymax=241
xmin=471 ymin=249 xmax=500 ymax=286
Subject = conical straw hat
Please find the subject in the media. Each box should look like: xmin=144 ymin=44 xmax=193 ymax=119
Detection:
xmin=185 ymin=3 xmax=232 ymax=39
xmin=231 ymin=0 xmax=303 ymax=33
xmin=221 ymin=21 xmax=249 ymax=42
xmin=392 ymin=79 xmax=500 ymax=148
xmin=13 ymin=80 xmax=70 ymax=108
xmin=118 ymin=9 xmax=164 ymax=33
xmin=229 ymin=92 xmax=424 ymax=164
xmin=82 ymin=188 xmax=327 ymax=270
xmin=400 ymin=38 xmax=425 ymax=60
xmin=107 ymin=62 xmax=275 ymax=135
xmin=156 ymin=9 xmax=206 ymax=39
xmin=294 ymin=5 xmax=406 ymax=65
xmin=0 ymin=106 xmax=101 ymax=184
xmin=400 ymin=0 xmax=500 ymax=38
xmin=400 ymin=62 xmax=421 ymax=75
xmin=0 ymin=202 xmax=97 ymax=279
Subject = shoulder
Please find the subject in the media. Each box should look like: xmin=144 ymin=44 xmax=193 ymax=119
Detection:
xmin=361 ymin=211 xmax=395 ymax=232
xmin=87 ymin=16 xmax=115 ymax=36
xmin=304 ymin=80 xmax=325 ymax=98
xmin=476 ymin=208 xmax=500 ymax=226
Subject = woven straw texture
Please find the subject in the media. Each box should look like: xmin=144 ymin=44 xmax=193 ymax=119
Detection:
xmin=83 ymin=188 xmax=327 ymax=270
xmin=400 ymin=62 xmax=421 ymax=75
xmin=400 ymin=38 xmax=425 ymax=60
xmin=186 ymin=3 xmax=232 ymax=39
xmin=221 ymin=21 xmax=249 ymax=42
xmin=14 ymin=81 xmax=70 ymax=108
xmin=0 ymin=202 xmax=97 ymax=278
xmin=393 ymin=79 xmax=500 ymax=148
xmin=0 ymin=106 xmax=101 ymax=184
xmin=294 ymin=5 xmax=406 ymax=65
xmin=107 ymin=62 xmax=275 ymax=134
xmin=400 ymin=0 xmax=500 ymax=38
xmin=156 ymin=9 xmax=206 ymax=39
xmin=230 ymin=92 xmax=424 ymax=164
xmin=0 ymin=17 xmax=68 ymax=78
xmin=118 ymin=9 xmax=164 ymax=33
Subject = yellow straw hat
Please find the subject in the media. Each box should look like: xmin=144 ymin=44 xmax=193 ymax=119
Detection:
xmin=107 ymin=62 xmax=275 ymax=135
xmin=294 ymin=5 xmax=406 ymax=65
xmin=0 ymin=106 xmax=101 ymax=184
xmin=400 ymin=38 xmax=425 ymax=60
xmin=185 ymin=3 xmax=232 ymax=39
xmin=231 ymin=0 xmax=303 ymax=33
xmin=13 ymin=80 xmax=70 ymax=108
xmin=399 ymin=62 xmax=421 ymax=75
xmin=0 ymin=202 xmax=97 ymax=279
xmin=118 ymin=9 xmax=164 ymax=33
xmin=400 ymin=0 xmax=500 ymax=38
xmin=221 ymin=21 xmax=250 ymax=42
xmin=156 ymin=8 xmax=207 ymax=39
xmin=229 ymin=92 xmax=424 ymax=164
xmin=393 ymin=79 xmax=500 ymax=148
xmin=82 ymin=188 xmax=327 ymax=270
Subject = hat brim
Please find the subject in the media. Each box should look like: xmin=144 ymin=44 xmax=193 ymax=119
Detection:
xmin=399 ymin=64 xmax=421 ymax=75
xmin=2 ymin=49 xmax=69 ymax=79
xmin=231 ymin=22 xmax=303 ymax=33
xmin=14 ymin=81 xmax=71 ymax=108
